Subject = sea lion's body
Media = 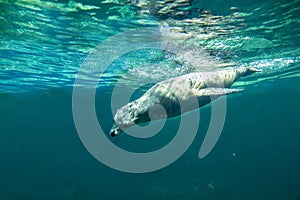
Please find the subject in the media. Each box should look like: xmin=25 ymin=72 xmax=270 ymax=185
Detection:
xmin=110 ymin=67 xmax=258 ymax=137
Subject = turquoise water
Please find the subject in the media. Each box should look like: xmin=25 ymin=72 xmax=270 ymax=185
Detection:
xmin=1 ymin=0 xmax=300 ymax=199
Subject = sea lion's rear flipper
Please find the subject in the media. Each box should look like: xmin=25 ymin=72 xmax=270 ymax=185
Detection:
xmin=193 ymin=88 xmax=244 ymax=97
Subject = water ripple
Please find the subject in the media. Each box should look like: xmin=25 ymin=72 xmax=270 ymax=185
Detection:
xmin=0 ymin=0 xmax=299 ymax=93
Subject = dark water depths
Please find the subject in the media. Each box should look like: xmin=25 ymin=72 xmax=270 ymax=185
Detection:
xmin=1 ymin=78 xmax=300 ymax=199
xmin=1 ymin=0 xmax=300 ymax=199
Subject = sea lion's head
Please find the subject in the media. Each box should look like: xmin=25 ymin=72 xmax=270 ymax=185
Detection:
xmin=109 ymin=123 xmax=122 ymax=137
xmin=110 ymin=102 xmax=138 ymax=137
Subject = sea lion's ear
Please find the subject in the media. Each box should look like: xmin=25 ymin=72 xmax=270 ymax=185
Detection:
xmin=192 ymin=88 xmax=244 ymax=97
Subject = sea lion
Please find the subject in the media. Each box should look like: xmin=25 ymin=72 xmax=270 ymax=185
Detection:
xmin=110 ymin=67 xmax=259 ymax=137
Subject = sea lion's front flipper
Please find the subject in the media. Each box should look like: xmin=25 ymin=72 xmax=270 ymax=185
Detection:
xmin=192 ymin=88 xmax=244 ymax=97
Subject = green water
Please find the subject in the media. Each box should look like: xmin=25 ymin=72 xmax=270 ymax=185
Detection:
xmin=1 ymin=0 xmax=300 ymax=199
